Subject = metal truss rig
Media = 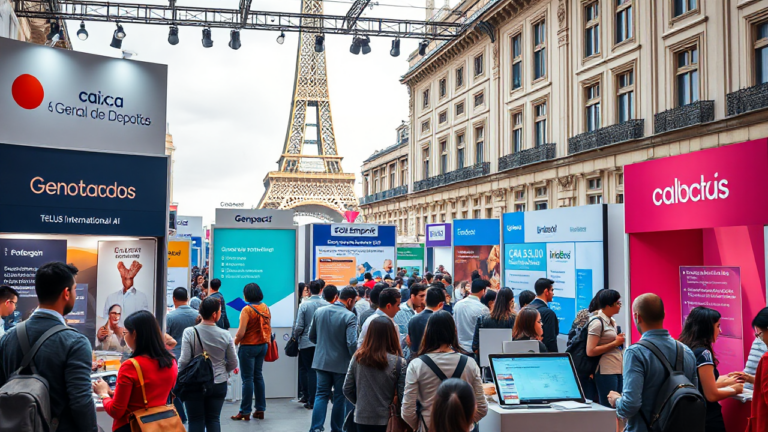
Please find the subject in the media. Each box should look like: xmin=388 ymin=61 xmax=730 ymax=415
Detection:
xmin=14 ymin=0 xmax=463 ymax=40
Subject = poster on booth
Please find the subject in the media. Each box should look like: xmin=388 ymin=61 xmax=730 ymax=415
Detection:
xmin=453 ymin=220 xmax=501 ymax=292
xmin=167 ymin=240 xmax=191 ymax=312
xmin=313 ymin=224 xmax=397 ymax=286
xmin=680 ymin=266 xmax=743 ymax=373
xmin=503 ymin=207 xmax=606 ymax=333
xmin=96 ymin=240 xmax=156 ymax=331
xmin=397 ymin=244 xmax=424 ymax=277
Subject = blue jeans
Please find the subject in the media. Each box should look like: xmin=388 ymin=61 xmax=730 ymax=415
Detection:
xmin=593 ymin=371 xmax=623 ymax=408
xmin=239 ymin=343 xmax=268 ymax=414
xmin=310 ymin=370 xmax=351 ymax=432
xmin=578 ymin=374 xmax=597 ymax=403
xmin=184 ymin=382 xmax=228 ymax=432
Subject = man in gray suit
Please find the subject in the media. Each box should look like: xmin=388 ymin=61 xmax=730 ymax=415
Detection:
xmin=308 ymin=285 xmax=357 ymax=432
xmin=0 ymin=262 xmax=98 ymax=432
xmin=294 ymin=280 xmax=329 ymax=409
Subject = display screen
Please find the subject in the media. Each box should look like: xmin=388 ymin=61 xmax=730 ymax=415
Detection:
xmin=491 ymin=356 xmax=583 ymax=404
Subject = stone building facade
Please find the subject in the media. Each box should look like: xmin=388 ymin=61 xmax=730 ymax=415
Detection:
xmin=360 ymin=0 xmax=768 ymax=242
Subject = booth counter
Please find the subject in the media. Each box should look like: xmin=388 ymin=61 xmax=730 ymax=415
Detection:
xmin=624 ymin=138 xmax=768 ymax=432
xmin=479 ymin=403 xmax=616 ymax=432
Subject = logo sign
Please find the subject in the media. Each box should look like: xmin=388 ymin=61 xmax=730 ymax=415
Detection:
xmin=426 ymin=223 xmax=452 ymax=247
xmin=0 ymin=143 xmax=167 ymax=236
xmin=624 ymin=139 xmax=768 ymax=233
xmin=453 ymin=219 xmax=500 ymax=246
xmin=503 ymin=212 xmax=525 ymax=244
xmin=175 ymin=215 xmax=204 ymax=238
xmin=220 ymin=202 xmax=245 ymax=208
xmin=331 ymin=224 xmax=378 ymax=237
xmin=517 ymin=206 xmax=603 ymax=243
xmin=0 ymin=38 xmax=167 ymax=156
xmin=214 ymin=208 xmax=294 ymax=229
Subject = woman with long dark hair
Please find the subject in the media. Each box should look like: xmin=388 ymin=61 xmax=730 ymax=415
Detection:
xmin=512 ymin=307 xmax=548 ymax=353
xmin=92 ymin=310 xmax=178 ymax=432
xmin=586 ymin=289 xmax=625 ymax=407
xmin=472 ymin=287 xmax=516 ymax=354
xmin=343 ymin=316 xmax=407 ymax=432
xmin=179 ymin=297 xmax=238 ymax=432
xmin=401 ymin=311 xmax=487 ymax=431
xmin=430 ymin=379 xmax=477 ymax=432
xmin=679 ymin=306 xmax=743 ymax=432
xmin=232 ymin=283 xmax=272 ymax=421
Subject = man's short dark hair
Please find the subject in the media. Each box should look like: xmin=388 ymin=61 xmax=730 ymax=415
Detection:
xmin=309 ymin=280 xmax=323 ymax=295
xmin=209 ymin=278 xmax=221 ymax=291
xmin=534 ymin=278 xmax=555 ymax=296
xmin=323 ymin=285 xmax=339 ymax=302
xmin=202 ymin=281 xmax=209 ymax=289
xmin=173 ymin=287 xmax=189 ymax=301
xmin=356 ymin=286 xmax=366 ymax=299
xmin=409 ymin=283 xmax=427 ymax=298
xmin=407 ymin=277 xmax=418 ymax=287
xmin=518 ymin=290 xmax=536 ymax=308
xmin=434 ymin=274 xmax=443 ymax=282
xmin=35 ymin=262 xmax=78 ymax=304
xmin=471 ymin=278 xmax=490 ymax=294
xmin=425 ymin=272 xmax=434 ymax=282
xmin=364 ymin=272 xmax=373 ymax=281
xmin=317 ymin=279 xmax=326 ymax=289
xmin=243 ymin=283 xmax=264 ymax=303
xmin=443 ymin=274 xmax=453 ymax=284
xmin=370 ymin=284 xmax=386 ymax=307
xmin=379 ymin=288 xmax=401 ymax=309
xmin=426 ymin=287 xmax=447 ymax=308
xmin=339 ymin=287 xmax=357 ymax=301
xmin=200 ymin=296 xmax=221 ymax=320
xmin=0 ymin=285 xmax=19 ymax=303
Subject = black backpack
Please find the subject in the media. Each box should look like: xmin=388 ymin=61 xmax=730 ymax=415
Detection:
xmin=636 ymin=340 xmax=706 ymax=432
xmin=565 ymin=316 xmax=603 ymax=377
xmin=416 ymin=354 xmax=468 ymax=432
xmin=175 ymin=327 xmax=215 ymax=397
xmin=208 ymin=292 xmax=230 ymax=329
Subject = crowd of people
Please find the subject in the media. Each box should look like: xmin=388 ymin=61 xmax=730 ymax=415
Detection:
xmin=2 ymin=262 xmax=768 ymax=432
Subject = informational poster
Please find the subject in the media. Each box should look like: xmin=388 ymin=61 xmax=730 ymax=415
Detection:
xmin=503 ymin=206 xmax=606 ymax=333
xmin=453 ymin=219 xmax=501 ymax=292
xmin=96 ymin=239 xmax=157 ymax=325
xmin=397 ymin=244 xmax=424 ymax=276
xmin=212 ymin=228 xmax=296 ymax=328
xmin=312 ymin=224 xmax=397 ymax=286
xmin=167 ymin=240 xmax=191 ymax=312
xmin=681 ymin=266 xmax=743 ymax=373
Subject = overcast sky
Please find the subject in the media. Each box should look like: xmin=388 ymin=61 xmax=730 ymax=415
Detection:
xmin=67 ymin=0 xmax=444 ymax=227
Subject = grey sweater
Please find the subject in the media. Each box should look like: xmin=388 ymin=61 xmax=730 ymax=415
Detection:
xmin=343 ymin=353 xmax=406 ymax=426
xmin=179 ymin=323 xmax=238 ymax=384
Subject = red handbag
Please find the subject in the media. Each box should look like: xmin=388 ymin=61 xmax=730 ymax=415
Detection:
xmin=265 ymin=333 xmax=279 ymax=363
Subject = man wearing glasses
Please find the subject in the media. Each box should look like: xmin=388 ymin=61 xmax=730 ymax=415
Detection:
xmin=0 ymin=285 xmax=19 ymax=341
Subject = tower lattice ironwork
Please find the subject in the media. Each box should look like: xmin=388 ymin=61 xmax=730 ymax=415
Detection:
xmin=257 ymin=0 xmax=358 ymax=221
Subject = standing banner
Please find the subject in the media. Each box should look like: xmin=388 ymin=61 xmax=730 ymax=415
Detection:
xmin=96 ymin=239 xmax=157 ymax=326
xmin=312 ymin=224 xmax=397 ymax=285
xmin=681 ymin=266 xmax=743 ymax=374
xmin=167 ymin=240 xmax=191 ymax=311
xmin=453 ymin=219 xmax=501 ymax=292
xmin=502 ymin=206 xmax=606 ymax=332
xmin=397 ymin=244 xmax=425 ymax=276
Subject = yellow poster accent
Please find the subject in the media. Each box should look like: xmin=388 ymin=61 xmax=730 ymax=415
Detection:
xmin=167 ymin=241 xmax=190 ymax=268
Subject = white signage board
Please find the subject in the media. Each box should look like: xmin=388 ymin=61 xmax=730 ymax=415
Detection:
xmin=215 ymin=208 xmax=295 ymax=229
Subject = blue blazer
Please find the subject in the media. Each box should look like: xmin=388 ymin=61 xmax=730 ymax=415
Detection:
xmin=309 ymin=303 xmax=357 ymax=374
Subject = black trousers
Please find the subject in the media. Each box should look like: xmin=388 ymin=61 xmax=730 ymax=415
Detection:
xmin=183 ymin=382 xmax=228 ymax=432
xmin=299 ymin=347 xmax=317 ymax=404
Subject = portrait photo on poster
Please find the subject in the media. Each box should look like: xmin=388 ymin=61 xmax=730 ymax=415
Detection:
xmin=96 ymin=239 xmax=156 ymax=329
xmin=453 ymin=245 xmax=502 ymax=291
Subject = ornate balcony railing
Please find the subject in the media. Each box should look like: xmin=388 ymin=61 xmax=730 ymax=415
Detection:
xmin=413 ymin=162 xmax=490 ymax=192
xmin=727 ymin=82 xmax=768 ymax=117
xmin=498 ymin=143 xmax=556 ymax=172
xmin=654 ymin=100 xmax=715 ymax=134
xmin=568 ymin=120 xmax=644 ymax=155
xmin=359 ymin=185 xmax=408 ymax=205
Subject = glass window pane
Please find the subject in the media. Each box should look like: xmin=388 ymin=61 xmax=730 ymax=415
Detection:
xmin=675 ymin=0 xmax=684 ymax=16
xmin=534 ymin=51 xmax=542 ymax=78
xmin=759 ymin=23 xmax=768 ymax=40
xmin=458 ymin=148 xmax=464 ymax=168
xmin=689 ymin=0 xmax=696 ymax=11
xmin=691 ymin=70 xmax=699 ymax=102
xmin=678 ymin=73 xmax=689 ymax=106
xmin=616 ymin=11 xmax=625 ymax=43
xmin=618 ymin=94 xmax=627 ymax=123
xmin=629 ymin=91 xmax=635 ymax=119
xmin=596 ymin=102 xmax=601 ymax=129
xmin=586 ymin=30 xmax=593 ymax=57
xmin=678 ymin=52 xmax=688 ymax=67
xmin=513 ymin=63 xmax=521 ymax=89
xmin=513 ymin=36 xmax=521 ymax=57
xmin=595 ymin=25 xmax=600 ymax=53
xmin=627 ymin=7 xmax=633 ymax=38
xmin=542 ymin=49 xmax=547 ymax=76
xmin=692 ymin=48 xmax=698 ymax=64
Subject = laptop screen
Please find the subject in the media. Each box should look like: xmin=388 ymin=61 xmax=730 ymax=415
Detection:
xmin=489 ymin=354 xmax=584 ymax=405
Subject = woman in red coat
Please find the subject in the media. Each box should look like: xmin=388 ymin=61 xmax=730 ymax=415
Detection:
xmin=93 ymin=310 xmax=178 ymax=432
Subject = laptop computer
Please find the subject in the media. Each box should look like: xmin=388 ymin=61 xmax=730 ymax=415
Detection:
xmin=488 ymin=353 xmax=586 ymax=409
xmin=502 ymin=340 xmax=540 ymax=354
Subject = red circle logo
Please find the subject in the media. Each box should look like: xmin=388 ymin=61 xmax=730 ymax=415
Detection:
xmin=12 ymin=74 xmax=45 ymax=110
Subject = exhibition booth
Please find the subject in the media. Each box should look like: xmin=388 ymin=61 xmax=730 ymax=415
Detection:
xmin=625 ymin=138 xmax=768 ymax=431
xmin=397 ymin=243 xmax=425 ymax=277
xmin=425 ymin=222 xmax=452 ymax=275
xmin=453 ymin=219 xmax=501 ymax=294
xmin=174 ymin=215 xmax=204 ymax=268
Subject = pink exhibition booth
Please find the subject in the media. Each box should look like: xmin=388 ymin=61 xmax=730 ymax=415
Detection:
xmin=624 ymin=138 xmax=768 ymax=430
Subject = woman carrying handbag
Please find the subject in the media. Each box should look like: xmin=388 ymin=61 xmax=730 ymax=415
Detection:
xmin=92 ymin=311 xmax=182 ymax=432
xmin=344 ymin=316 xmax=410 ymax=432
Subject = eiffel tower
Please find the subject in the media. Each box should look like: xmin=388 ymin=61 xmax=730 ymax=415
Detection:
xmin=258 ymin=0 xmax=358 ymax=222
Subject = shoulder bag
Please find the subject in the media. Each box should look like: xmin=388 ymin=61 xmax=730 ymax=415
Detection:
xmin=249 ymin=305 xmax=279 ymax=362
xmin=387 ymin=357 xmax=413 ymax=432
xmin=175 ymin=327 xmax=215 ymax=397
xmin=127 ymin=358 xmax=186 ymax=432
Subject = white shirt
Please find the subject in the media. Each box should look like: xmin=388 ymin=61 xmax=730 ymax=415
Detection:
xmin=355 ymin=298 xmax=371 ymax=316
xmin=357 ymin=309 xmax=401 ymax=349
xmin=453 ymin=295 xmax=489 ymax=352
xmin=0 ymin=323 xmax=5 ymax=341
xmin=103 ymin=287 xmax=149 ymax=324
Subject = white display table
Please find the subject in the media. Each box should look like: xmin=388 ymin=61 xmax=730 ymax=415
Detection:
xmin=478 ymin=402 xmax=616 ymax=432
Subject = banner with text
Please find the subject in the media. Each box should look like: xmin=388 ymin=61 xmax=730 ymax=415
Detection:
xmin=167 ymin=240 xmax=191 ymax=312
xmin=397 ymin=244 xmax=425 ymax=277
xmin=312 ymin=224 xmax=396 ymax=286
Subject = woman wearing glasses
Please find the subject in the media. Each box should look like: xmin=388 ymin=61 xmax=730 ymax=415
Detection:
xmin=585 ymin=289 xmax=625 ymax=407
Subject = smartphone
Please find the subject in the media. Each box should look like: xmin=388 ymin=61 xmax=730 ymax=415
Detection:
xmin=617 ymin=325 xmax=624 ymax=350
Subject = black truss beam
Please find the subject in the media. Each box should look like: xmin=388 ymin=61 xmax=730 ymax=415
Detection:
xmin=343 ymin=0 xmax=372 ymax=30
xmin=14 ymin=0 xmax=462 ymax=40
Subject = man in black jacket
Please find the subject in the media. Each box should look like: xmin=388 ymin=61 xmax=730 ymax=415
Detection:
xmin=530 ymin=278 xmax=560 ymax=353
xmin=0 ymin=262 xmax=98 ymax=432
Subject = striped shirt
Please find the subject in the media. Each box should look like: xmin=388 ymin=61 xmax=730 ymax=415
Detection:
xmin=745 ymin=338 xmax=767 ymax=390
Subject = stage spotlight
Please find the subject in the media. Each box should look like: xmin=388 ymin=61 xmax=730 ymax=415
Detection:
xmin=168 ymin=26 xmax=179 ymax=45
xmin=115 ymin=23 xmax=126 ymax=40
xmin=350 ymin=36 xmax=361 ymax=55
xmin=110 ymin=24 xmax=125 ymax=49
xmin=277 ymin=31 xmax=285 ymax=45
xmin=202 ymin=28 xmax=213 ymax=48
xmin=390 ymin=38 xmax=400 ymax=57
xmin=77 ymin=21 xmax=88 ymax=41
xmin=47 ymin=21 xmax=59 ymax=41
xmin=418 ymin=40 xmax=429 ymax=56
xmin=360 ymin=36 xmax=371 ymax=55
xmin=229 ymin=30 xmax=241 ymax=50
xmin=314 ymin=34 xmax=324 ymax=52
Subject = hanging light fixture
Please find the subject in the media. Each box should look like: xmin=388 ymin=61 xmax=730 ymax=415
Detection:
xmin=314 ymin=34 xmax=325 ymax=52
xmin=115 ymin=23 xmax=126 ymax=39
xmin=168 ymin=26 xmax=179 ymax=45
xmin=47 ymin=20 xmax=60 ymax=41
xmin=202 ymin=27 xmax=213 ymax=48
xmin=76 ymin=21 xmax=88 ymax=41
xmin=360 ymin=36 xmax=371 ymax=55
xmin=228 ymin=30 xmax=241 ymax=50
xmin=110 ymin=24 xmax=125 ymax=49
xmin=418 ymin=40 xmax=429 ymax=56
xmin=390 ymin=38 xmax=400 ymax=57
xmin=349 ymin=36 xmax=361 ymax=55
xmin=276 ymin=31 xmax=285 ymax=45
